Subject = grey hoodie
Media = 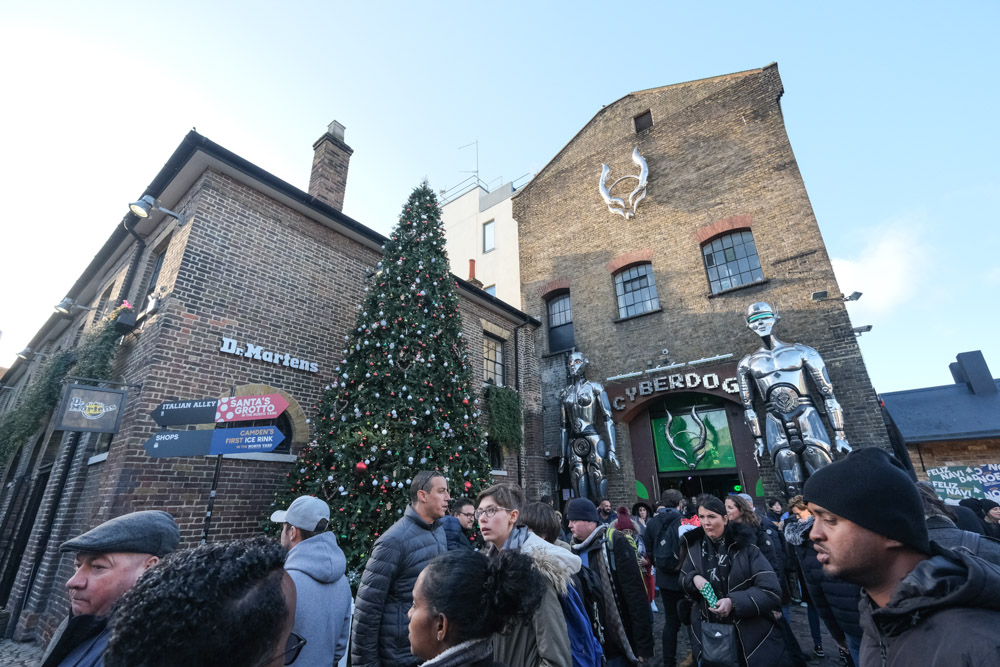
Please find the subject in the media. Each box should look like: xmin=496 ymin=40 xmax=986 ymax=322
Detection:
xmin=286 ymin=532 xmax=353 ymax=667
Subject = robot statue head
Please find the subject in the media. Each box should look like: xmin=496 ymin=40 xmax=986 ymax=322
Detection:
xmin=746 ymin=302 xmax=780 ymax=339
xmin=567 ymin=352 xmax=589 ymax=378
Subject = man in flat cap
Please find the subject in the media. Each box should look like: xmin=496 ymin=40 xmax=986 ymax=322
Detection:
xmin=40 ymin=509 xmax=179 ymax=667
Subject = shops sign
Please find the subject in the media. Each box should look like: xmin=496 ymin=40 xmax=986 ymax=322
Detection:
xmin=219 ymin=336 xmax=319 ymax=373
xmin=56 ymin=384 xmax=128 ymax=434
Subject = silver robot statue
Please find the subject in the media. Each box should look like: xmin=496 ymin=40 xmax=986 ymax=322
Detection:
xmin=559 ymin=352 xmax=620 ymax=503
xmin=737 ymin=302 xmax=851 ymax=498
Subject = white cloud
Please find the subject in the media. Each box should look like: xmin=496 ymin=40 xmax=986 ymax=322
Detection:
xmin=830 ymin=218 xmax=931 ymax=323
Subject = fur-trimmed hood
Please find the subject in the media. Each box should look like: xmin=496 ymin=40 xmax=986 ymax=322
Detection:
xmin=520 ymin=531 xmax=581 ymax=594
xmin=681 ymin=521 xmax=757 ymax=550
xmin=783 ymin=516 xmax=814 ymax=546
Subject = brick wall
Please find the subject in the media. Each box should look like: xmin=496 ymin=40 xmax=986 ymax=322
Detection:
xmin=909 ymin=438 xmax=1000 ymax=478
xmin=515 ymin=64 xmax=888 ymax=508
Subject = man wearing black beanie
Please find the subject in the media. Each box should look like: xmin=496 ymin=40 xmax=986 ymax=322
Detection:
xmin=804 ymin=447 xmax=1000 ymax=666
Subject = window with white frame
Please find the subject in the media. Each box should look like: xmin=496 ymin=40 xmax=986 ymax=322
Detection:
xmin=483 ymin=334 xmax=504 ymax=386
xmin=483 ymin=220 xmax=495 ymax=253
xmin=702 ymin=230 xmax=762 ymax=294
xmin=613 ymin=263 xmax=659 ymax=319
xmin=547 ymin=293 xmax=575 ymax=352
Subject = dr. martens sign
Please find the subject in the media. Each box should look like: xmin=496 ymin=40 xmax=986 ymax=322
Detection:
xmin=219 ymin=337 xmax=319 ymax=373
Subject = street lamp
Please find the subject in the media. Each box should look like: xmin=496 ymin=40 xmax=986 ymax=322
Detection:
xmin=128 ymin=195 xmax=185 ymax=224
xmin=54 ymin=298 xmax=97 ymax=316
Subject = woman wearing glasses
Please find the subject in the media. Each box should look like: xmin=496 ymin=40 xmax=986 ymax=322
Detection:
xmin=409 ymin=549 xmax=544 ymax=666
xmin=475 ymin=483 xmax=579 ymax=667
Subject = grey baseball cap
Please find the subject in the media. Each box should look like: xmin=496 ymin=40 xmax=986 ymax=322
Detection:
xmin=270 ymin=496 xmax=330 ymax=532
xmin=61 ymin=510 xmax=180 ymax=557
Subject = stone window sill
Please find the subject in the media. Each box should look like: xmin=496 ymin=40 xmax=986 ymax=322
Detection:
xmin=613 ymin=306 xmax=662 ymax=324
xmin=707 ymin=278 xmax=769 ymax=298
xmin=490 ymin=469 xmax=508 ymax=476
xmin=88 ymin=452 xmax=109 ymax=465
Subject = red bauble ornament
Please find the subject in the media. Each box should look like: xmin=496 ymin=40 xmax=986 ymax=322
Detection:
xmin=355 ymin=461 xmax=368 ymax=472
xmin=464 ymin=481 xmax=472 ymax=490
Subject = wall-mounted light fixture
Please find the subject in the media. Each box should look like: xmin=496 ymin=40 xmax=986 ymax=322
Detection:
xmin=15 ymin=347 xmax=49 ymax=361
xmin=54 ymin=297 xmax=98 ymax=316
xmin=128 ymin=195 xmax=185 ymax=224
xmin=812 ymin=290 xmax=863 ymax=302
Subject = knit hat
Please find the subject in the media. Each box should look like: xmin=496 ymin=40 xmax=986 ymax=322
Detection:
xmin=803 ymin=448 xmax=930 ymax=554
xmin=614 ymin=506 xmax=634 ymax=532
xmin=566 ymin=498 xmax=601 ymax=523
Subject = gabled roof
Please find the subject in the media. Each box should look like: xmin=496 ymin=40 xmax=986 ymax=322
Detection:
xmin=881 ymin=379 xmax=1000 ymax=443
xmin=516 ymin=64 xmax=773 ymax=193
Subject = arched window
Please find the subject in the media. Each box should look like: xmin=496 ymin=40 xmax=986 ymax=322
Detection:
xmin=547 ymin=293 xmax=574 ymax=352
xmin=613 ymin=263 xmax=659 ymax=319
xmin=702 ymin=230 xmax=762 ymax=294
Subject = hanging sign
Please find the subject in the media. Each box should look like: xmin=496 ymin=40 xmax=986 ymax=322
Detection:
xmin=56 ymin=385 xmax=128 ymax=434
xmin=151 ymin=393 xmax=289 ymax=426
xmin=143 ymin=426 xmax=285 ymax=458
xmin=927 ymin=464 xmax=1000 ymax=503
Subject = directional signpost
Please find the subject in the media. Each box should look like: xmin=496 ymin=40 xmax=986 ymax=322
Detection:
xmin=146 ymin=392 xmax=290 ymax=543
xmin=151 ymin=393 xmax=290 ymax=427
xmin=143 ymin=426 xmax=285 ymax=458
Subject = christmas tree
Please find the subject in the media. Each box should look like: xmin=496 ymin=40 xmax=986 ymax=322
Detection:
xmin=272 ymin=182 xmax=492 ymax=576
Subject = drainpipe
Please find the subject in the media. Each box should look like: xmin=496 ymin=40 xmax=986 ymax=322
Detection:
xmin=118 ymin=218 xmax=146 ymax=307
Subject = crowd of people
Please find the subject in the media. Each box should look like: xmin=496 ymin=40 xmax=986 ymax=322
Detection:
xmin=36 ymin=449 xmax=1000 ymax=667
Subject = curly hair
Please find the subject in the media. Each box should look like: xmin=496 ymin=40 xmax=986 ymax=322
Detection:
xmin=725 ymin=495 xmax=761 ymax=527
xmin=419 ymin=549 xmax=544 ymax=642
xmin=105 ymin=537 xmax=289 ymax=667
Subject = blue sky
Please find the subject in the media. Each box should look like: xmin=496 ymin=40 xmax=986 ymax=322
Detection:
xmin=0 ymin=2 xmax=997 ymax=393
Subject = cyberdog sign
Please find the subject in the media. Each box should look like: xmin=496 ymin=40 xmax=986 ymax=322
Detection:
xmin=56 ymin=384 xmax=128 ymax=434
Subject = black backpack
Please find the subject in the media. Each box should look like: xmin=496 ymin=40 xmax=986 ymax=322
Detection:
xmin=572 ymin=565 xmax=607 ymax=648
xmin=652 ymin=512 xmax=683 ymax=572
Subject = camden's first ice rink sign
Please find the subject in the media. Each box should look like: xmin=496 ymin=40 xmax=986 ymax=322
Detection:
xmin=144 ymin=393 xmax=287 ymax=458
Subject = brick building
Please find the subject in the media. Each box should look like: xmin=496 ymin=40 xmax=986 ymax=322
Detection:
xmin=513 ymin=64 xmax=889 ymax=505
xmin=882 ymin=350 xmax=1000 ymax=501
xmin=0 ymin=122 xmax=538 ymax=642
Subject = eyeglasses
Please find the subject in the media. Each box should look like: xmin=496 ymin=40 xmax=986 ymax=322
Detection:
xmin=256 ymin=631 xmax=306 ymax=666
xmin=474 ymin=506 xmax=511 ymax=520
xmin=456 ymin=511 xmax=475 ymax=519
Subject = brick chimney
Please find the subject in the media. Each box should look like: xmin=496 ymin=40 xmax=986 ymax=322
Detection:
xmin=309 ymin=120 xmax=353 ymax=211
xmin=467 ymin=259 xmax=484 ymax=289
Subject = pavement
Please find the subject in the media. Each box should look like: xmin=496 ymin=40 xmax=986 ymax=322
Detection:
xmin=0 ymin=638 xmax=43 ymax=666
xmin=651 ymin=599 xmax=849 ymax=666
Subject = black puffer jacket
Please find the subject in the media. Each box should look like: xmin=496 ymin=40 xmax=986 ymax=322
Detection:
xmin=858 ymin=544 xmax=1000 ymax=666
xmin=679 ymin=523 xmax=788 ymax=667
xmin=926 ymin=514 xmax=1000 ymax=565
xmin=351 ymin=505 xmax=447 ymax=667
xmin=784 ymin=516 xmax=862 ymax=641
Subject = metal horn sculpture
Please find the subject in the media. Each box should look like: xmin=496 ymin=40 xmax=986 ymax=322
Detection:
xmin=598 ymin=146 xmax=649 ymax=219
xmin=664 ymin=407 xmax=709 ymax=470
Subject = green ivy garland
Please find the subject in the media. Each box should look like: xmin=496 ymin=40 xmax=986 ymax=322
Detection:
xmin=483 ymin=384 xmax=523 ymax=454
xmin=0 ymin=306 xmax=130 ymax=468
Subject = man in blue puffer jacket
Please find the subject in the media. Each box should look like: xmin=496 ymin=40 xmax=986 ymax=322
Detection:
xmin=351 ymin=471 xmax=450 ymax=667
